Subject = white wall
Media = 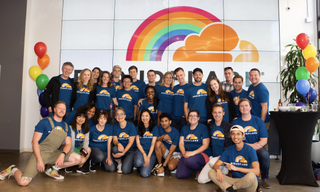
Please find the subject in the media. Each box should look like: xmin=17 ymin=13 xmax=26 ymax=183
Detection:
xmin=20 ymin=0 xmax=63 ymax=152
xmin=19 ymin=0 xmax=319 ymax=151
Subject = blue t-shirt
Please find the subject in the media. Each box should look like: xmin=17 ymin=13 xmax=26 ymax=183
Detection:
xmin=137 ymin=126 xmax=158 ymax=156
xmin=35 ymin=117 xmax=71 ymax=144
xmin=216 ymin=95 xmax=229 ymax=123
xmin=73 ymin=85 xmax=90 ymax=110
xmin=219 ymin=144 xmax=258 ymax=180
xmin=172 ymin=83 xmax=190 ymax=119
xmin=113 ymin=122 xmax=137 ymax=149
xmin=95 ymin=85 xmax=116 ymax=110
xmin=139 ymin=99 xmax=158 ymax=124
xmin=88 ymin=119 xmax=95 ymax=127
xmin=89 ymin=124 xmax=113 ymax=152
xmin=232 ymin=115 xmax=268 ymax=144
xmin=180 ymin=123 xmax=211 ymax=156
xmin=139 ymin=84 xmax=161 ymax=99
xmin=247 ymin=83 xmax=270 ymax=123
xmin=113 ymin=81 xmax=122 ymax=91
xmin=155 ymin=126 xmax=180 ymax=152
xmin=116 ymin=89 xmax=138 ymax=119
xmin=74 ymin=129 xmax=85 ymax=148
xmin=157 ymin=86 xmax=174 ymax=115
xmin=58 ymin=76 xmax=73 ymax=112
xmin=131 ymin=80 xmax=145 ymax=94
xmin=230 ymin=89 xmax=248 ymax=117
xmin=184 ymin=83 xmax=208 ymax=122
xmin=211 ymin=123 xmax=225 ymax=157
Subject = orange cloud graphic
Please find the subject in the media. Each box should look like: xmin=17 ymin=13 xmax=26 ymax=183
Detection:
xmin=173 ymin=23 xmax=258 ymax=62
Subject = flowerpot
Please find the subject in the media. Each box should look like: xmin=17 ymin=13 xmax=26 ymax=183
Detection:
xmin=311 ymin=140 xmax=320 ymax=162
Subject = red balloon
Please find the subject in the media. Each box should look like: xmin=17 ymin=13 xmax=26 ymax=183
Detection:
xmin=296 ymin=33 xmax=310 ymax=49
xmin=34 ymin=42 xmax=47 ymax=58
xmin=38 ymin=54 xmax=50 ymax=70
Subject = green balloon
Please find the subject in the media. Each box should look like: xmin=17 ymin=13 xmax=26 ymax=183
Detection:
xmin=295 ymin=67 xmax=310 ymax=80
xmin=36 ymin=74 xmax=49 ymax=90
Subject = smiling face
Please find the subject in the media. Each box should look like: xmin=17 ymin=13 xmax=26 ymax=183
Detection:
xmin=54 ymin=103 xmax=66 ymax=118
xmin=188 ymin=111 xmax=200 ymax=125
xmin=92 ymin=69 xmax=100 ymax=79
xmin=160 ymin=117 xmax=171 ymax=130
xmin=87 ymin=107 xmax=95 ymax=119
xmin=112 ymin=67 xmax=121 ymax=79
xmin=212 ymin=106 xmax=225 ymax=123
xmin=192 ymin=71 xmax=203 ymax=83
xmin=129 ymin=69 xmax=138 ymax=80
xmin=210 ymin=79 xmax=220 ymax=94
xmin=233 ymin=77 xmax=243 ymax=92
xmin=115 ymin=109 xmax=126 ymax=123
xmin=101 ymin=73 xmax=110 ymax=86
xmin=175 ymin=69 xmax=185 ymax=84
xmin=230 ymin=130 xmax=244 ymax=144
xmin=249 ymin=70 xmax=261 ymax=86
xmin=164 ymin=73 xmax=173 ymax=87
xmin=239 ymin=100 xmax=252 ymax=115
xmin=141 ymin=111 xmax=151 ymax=125
xmin=122 ymin=77 xmax=132 ymax=89
xmin=81 ymin=70 xmax=91 ymax=84
xmin=61 ymin=65 xmax=73 ymax=79
xmin=146 ymin=87 xmax=155 ymax=101
xmin=98 ymin=114 xmax=107 ymax=126
xmin=76 ymin=115 xmax=86 ymax=126
xmin=224 ymin=69 xmax=234 ymax=83
xmin=147 ymin=71 xmax=156 ymax=83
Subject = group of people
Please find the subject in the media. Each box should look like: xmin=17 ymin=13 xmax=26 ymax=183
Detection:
xmin=0 ymin=63 xmax=271 ymax=192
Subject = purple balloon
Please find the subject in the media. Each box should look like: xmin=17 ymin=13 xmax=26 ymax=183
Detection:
xmin=296 ymin=102 xmax=307 ymax=107
xmin=304 ymin=88 xmax=317 ymax=103
xmin=40 ymin=107 xmax=49 ymax=117
xmin=39 ymin=92 xmax=46 ymax=107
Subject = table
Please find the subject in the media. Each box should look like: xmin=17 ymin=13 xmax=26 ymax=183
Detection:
xmin=270 ymin=111 xmax=320 ymax=187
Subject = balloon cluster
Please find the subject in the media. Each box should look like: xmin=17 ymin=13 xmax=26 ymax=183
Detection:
xmin=29 ymin=42 xmax=50 ymax=117
xmin=295 ymin=33 xmax=319 ymax=103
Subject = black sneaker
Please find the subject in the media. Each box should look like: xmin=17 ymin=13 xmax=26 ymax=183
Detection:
xmin=65 ymin=167 xmax=73 ymax=173
xmin=76 ymin=167 xmax=89 ymax=175
xmin=89 ymin=160 xmax=96 ymax=172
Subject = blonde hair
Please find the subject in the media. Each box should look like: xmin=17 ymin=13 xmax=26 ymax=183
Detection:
xmin=78 ymin=68 xmax=94 ymax=91
xmin=113 ymin=65 xmax=122 ymax=72
xmin=160 ymin=71 xmax=174 ymax=89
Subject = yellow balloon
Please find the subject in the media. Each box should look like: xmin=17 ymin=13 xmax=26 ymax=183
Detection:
xmin=29 ymin=66 xmax=42 ymax=81
xmin=302 ymin=45 xmax=317 ymax=60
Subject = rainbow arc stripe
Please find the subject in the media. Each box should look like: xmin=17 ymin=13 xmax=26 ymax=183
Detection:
xmin=126 ymin=6 xmax=220 ymax=61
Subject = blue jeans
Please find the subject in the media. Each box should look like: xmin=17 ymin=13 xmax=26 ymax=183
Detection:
xmin=256 ymin=147 xmax=270 ymax=179
xmin=90 ymin=148 xmax=116 ymax=172
xmin=133 ymin=150 xmax=156 ymax=178
xmin=112 ymin=146 xmax=135 ymax=174
xmin=171 ymin=117 xmax=187 ymax=132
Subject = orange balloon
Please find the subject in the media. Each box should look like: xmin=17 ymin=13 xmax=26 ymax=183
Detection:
xmin=38 ymin=54 xmax=50 ymax=70
xmin=305 ymin=57 xmax=319 ymax=73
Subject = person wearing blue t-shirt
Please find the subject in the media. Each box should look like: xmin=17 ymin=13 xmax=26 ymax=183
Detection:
xmin=133 ymin=109 xmax=158 ymax=177
xmin=94 ymin=71 xmax=118 ymax=124
xmin=247 ymin=68 xmax=270 ymax=125
xmin=208 ymin=125 xmax=259 ymax=192
xmin=154 ymin=113 xmax=181 ymax=177
xmin=171 ymin=67 xmax=190 ymax=131
xmin=128 ymin=65 xmax=145 ymax=95
xmin=92 ymin=67 xmax=101 ymax=86
xmin=184 ymin=68 xmax=208 ymax=125
xmin=157 ymin=71 xmax=175 ymax=123
xmin=112 ymin=108 xmax=138 ymax=174
xmin=177 ymin=110 xmax=210 ymax=179
xmin=139 ymin=86 xmax=159 ymax=124
xmin=116 ymin=75 xmax=139 ymax=124
xmin=206 ymin=77 xmax=237 ymax=124
xmin=43 ymin=62 xmax=75 ymax=117
xmin=230 ymin=75 xmax=248 ymax=118
xmin=139 ymin=70 xmax=161 ymax=99
xmin=198 ymin=104 xmax=233 ymax=184
xmin=231 ymin=98 xmax=270 ymax=190
xmin=89 ymin=111 xmax=115 ymax=172
xmin=0 ymin=101 xmax=87 ymax=186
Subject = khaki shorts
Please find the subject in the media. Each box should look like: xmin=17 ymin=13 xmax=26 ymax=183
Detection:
xmin=163 ymin=149 xmax=181 ymax=160
xmin=22 ymin=147 xmax=72 ymax=178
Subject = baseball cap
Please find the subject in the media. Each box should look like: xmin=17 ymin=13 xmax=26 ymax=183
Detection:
xmin=230 ymin=125 xmax=244 ymax=134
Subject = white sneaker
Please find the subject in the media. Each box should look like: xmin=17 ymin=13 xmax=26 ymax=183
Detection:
xmin=117 ymin=164 xmax=122 ymax=173
xmin=157 ymin=171 xmax=165 ymax=176
xmin=170 ymin=169 xmax=177 ymax=174
xmin=45 ymin=167 xmax=64 ymax=180
xmin=0 ymin=165 xmax=16 ymax=181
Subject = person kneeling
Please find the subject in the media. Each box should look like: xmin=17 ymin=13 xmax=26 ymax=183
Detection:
xmin=208 ymin=125 xmax=259 ymax=192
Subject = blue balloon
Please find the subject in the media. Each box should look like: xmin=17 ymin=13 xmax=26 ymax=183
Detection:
xmin=37 ymin=88 xmax=44 ymax=96
xmin=296 ymin=79 xmax=310 ymax=95
xmin=40 ymin=107 xmax=49 ymax=118
xmin=39 ymin=92 xmax=46 ymax=107
xmin=296 ymin=102 xmax=307 ymax=107
xmin=304 ymin=88 xmax=317 ymax=103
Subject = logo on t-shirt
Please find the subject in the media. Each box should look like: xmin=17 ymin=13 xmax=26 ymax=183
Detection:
xmin=55 ymin=126 xmax=65 ymax=132
xmin=99 ymin=90 xmax=110 ymax=95
xmin=143 ymin=131 xmax=153 ymax=137
xmin=197 ymin=89 xmax=207 ymax=95
xmin=115 ymin=85 xmax=122 ymax=91
xmin=130 ymin=85 xmax=139 ymax=91
xmin=249 ymin=90 xmax=255 ymax=99
xmin=148 ymin=106 xmax=156 ymax=112
xmin=212 ymin=131 xmax=224 ymax=139
xmin=233 ymin=96 xmax=240 ymax=102
xmin=235 ymin=156 xmax=248 ymax=163
xmin=119 ymin=132 xmax=129 ymax=139
xmin=176 ymin=89 xmax=184 ymax=94
xmin=61 ymin=83 xmax=72 ymax=89
xmin=119 ymin=94 xmax=132 ymax=101
xmin=80 ymin=88 xmax=90 ymax=93
xmin=186 ymin=134 xmax=198 ymax=140
xmin=165 ymin=90 xmax=173 ymax=94
xmin=93 ymin=134 xmax=109 ymax=142
xmin=244 ymin=126 xmax=257 ymax=135
xmin=217 ymin=98 xmax=226 ymax=103
xmin=76 ymin=133 xmax=85 ymax=139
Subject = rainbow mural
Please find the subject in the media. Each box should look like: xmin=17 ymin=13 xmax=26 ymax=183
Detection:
xmin=126 ymin=6 xmax=220 ymax=61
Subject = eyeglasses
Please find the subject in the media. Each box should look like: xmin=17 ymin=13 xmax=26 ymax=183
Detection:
xmin=115 ymin=113 xmax=125 ymax=117
xmin=189 ymin=115 xmax=198 ymax=118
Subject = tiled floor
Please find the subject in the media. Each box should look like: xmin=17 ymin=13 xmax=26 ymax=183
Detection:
xmin=0 ymin=152 xmax=319 ymax=192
